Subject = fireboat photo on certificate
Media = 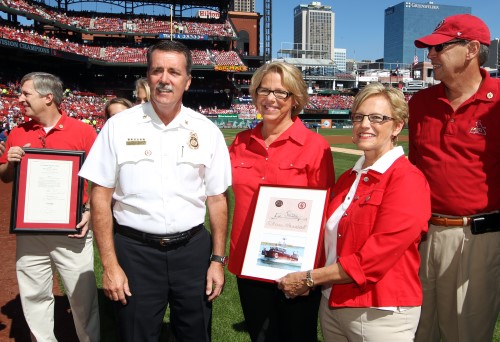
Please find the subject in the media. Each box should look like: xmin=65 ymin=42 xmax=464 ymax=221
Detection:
xmin=257 ymin=235 xmax=304 ymax=271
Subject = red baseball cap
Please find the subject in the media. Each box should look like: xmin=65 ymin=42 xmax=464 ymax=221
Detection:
xmin=415 ymin=14 xmax=490 ymax=48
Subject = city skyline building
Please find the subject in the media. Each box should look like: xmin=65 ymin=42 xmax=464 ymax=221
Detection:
xmin=231 ymin=0 xmax=255 ymax=13
xmin=334 ymin=48 xmax=347 ymax=72
xmin=486 ymin=38 xmax=499 ymax=70
xmin=293 ymin=1 xmax=335 ymax=60
xmin=384 ymin=1 xmax=470 ymax=65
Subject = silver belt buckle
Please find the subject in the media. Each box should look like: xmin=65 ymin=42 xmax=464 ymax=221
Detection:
xmin=160 ymin=238 xmax=171 ymax=246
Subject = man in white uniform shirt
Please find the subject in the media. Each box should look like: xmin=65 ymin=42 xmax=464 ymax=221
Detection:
xmin=79 ymin=40 xmax=231 ymax=342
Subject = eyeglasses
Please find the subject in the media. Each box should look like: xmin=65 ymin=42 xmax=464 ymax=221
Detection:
xmin=351 ymin=113 xmax=394 ymax=123
xmin=428 ymin=40 xmax=467 ymax=53
xmin=256 ymin=87 xmax=292 ymax=100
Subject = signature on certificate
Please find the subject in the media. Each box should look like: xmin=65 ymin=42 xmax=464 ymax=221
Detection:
xmin=265 ymin=197 xmax=312 ymax=232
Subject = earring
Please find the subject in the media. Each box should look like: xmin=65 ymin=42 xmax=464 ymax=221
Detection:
xmin=351 ymin=136 xmax=355 ymax=144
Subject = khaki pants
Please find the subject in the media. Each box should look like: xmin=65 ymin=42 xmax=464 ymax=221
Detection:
xmin=416 ymin=224 xmax=500 ymax=342
xmin=319 ymin=296 xmax=420 ymax=341
xmin=16 ymin=232 xmax=100 ymax=342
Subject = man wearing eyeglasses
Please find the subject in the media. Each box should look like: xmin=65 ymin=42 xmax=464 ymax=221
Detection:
xmin=0 ymin=72 xmax=100 ymax=341
xmin=408 ymin=14 xmax=500 ymax=342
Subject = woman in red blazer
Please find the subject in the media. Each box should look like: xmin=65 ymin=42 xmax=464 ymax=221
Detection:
xmin=277 ymin=83 xmax=431 ymax=341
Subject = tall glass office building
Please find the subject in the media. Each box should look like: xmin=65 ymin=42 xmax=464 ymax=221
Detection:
xmin=384 ymin=2 xmax=470 ymax=65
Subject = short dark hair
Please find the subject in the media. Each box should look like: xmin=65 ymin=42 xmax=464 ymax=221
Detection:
xmin=146 ymin=40 xmax=192 ymax=75
xmin=479 ymin=44 xmax=489 ymax=66
xmin=104 ymin=97 xmax=133 ymax=119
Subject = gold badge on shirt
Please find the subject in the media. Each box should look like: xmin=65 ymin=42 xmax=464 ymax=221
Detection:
xmin=188 ymin=132 xmax=199 ymax=149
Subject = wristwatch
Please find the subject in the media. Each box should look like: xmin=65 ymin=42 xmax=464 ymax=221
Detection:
xmin=82 ymin=205 xmax=91 ymax=214
xmin=306 ymin=270 xmax=314 ymax=288
xmin=210 ymin=254 xmax=228 ymax=266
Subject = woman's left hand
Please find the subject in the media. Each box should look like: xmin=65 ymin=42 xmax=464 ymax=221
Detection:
xmin=276 ymin=271 xmax=310 ymax=299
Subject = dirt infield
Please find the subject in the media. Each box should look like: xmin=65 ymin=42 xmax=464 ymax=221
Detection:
xmin=0 ymin=181 xmax=78 ymax=341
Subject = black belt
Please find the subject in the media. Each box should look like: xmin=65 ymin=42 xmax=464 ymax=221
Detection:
xmin=115 ymin=223 xmax=204 ymax=248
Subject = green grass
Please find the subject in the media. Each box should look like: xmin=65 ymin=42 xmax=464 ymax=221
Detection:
xmin=90 ymin=128 xmax=499 ymax=341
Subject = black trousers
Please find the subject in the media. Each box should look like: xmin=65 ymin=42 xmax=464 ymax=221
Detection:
xmin=113 ymin=227 xmax=212 ymax=342
xmin=237 ymin=277 xmax=321 ymax=342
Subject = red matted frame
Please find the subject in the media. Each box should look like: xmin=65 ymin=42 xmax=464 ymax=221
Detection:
xmin=240 ymin=185 xmax=330 ymax=283
xmin=10 ymin=148 xmax=84 ymax=234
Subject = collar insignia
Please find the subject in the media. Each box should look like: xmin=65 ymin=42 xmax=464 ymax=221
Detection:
xmin=126 ymin=138 xmax=147 ymax=145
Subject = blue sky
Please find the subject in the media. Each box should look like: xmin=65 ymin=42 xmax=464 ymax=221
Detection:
xmin=257 ymin=0 xmax=500 ymax=60
xmin=6 ymin=0 xmax=499 ymax=62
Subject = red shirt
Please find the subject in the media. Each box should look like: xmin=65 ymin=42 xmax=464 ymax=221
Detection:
xmin=0 ymin=113 xmax=97 ymax=202
xmin=228 ymin=118 xmax=335 ymax=275
xmin=408 ymin=69 xmax=500 ymax=215
xmin=328 ymin=156 xmax=430 ymax=308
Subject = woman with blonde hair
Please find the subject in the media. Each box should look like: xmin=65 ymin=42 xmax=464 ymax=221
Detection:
xmin=229 ymin=61 xmax=335 ymax=341
xmin=278 ymin=83 xmax=431 ymax=341
xmin=134 ymin=77 xmax=150 ymax=104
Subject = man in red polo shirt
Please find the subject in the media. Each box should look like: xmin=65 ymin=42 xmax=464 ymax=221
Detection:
xmin=409 ymin=14 xmax=500 ymax=342
xmin=0 ymin=72 xmax=100 ymax=341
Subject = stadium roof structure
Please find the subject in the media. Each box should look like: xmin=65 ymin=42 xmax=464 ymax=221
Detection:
xmin=280 ymin=58 xmax=336 ymax=67
xmin=34 ymin=0 xmax=231 ymax=18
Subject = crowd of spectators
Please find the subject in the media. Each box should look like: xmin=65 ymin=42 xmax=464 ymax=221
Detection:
xmin=198 ymin=103 xmax=258 ymax=116
xmin=1 ymin=0 xmax=235 ymax=37
xmin=0 ymin=24 xmax=244 ymax=65
xmin=210 ymin=50 xmax=246 ymax=67
xmin=306 ymin=94 xmax=354 ymax=110
xmin=1 ymin=78 xmax=365 ymax=134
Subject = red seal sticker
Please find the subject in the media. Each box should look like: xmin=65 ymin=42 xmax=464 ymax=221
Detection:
xmin=298 ymin=202 xmax=306 ymax=209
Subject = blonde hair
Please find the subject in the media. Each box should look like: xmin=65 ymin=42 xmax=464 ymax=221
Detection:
xmin=351 ymin=83 xmax=408 ymax=125
xmin=249 ymin=61 xmax=308 ymax=117
xmin=134 ymin=77 xmax=150 ymax=102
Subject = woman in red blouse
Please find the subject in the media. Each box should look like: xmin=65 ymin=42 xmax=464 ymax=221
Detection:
xmin=229 ymin=61 xmax=335 ymax=342
xmin=277 ymin=83 xmax=431 ymax=341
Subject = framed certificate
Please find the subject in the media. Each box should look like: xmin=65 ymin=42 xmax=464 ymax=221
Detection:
xmin=10 ymin=148 xmax=85 ymax=234
xmin=241 ymin=185 xmax=329 ymax=282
